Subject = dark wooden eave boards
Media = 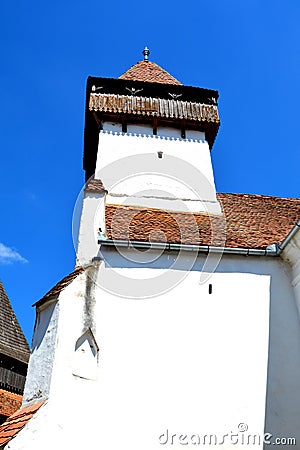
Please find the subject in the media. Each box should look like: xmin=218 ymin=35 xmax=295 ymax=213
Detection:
xmin=83 ymin=76 xmax=220 ymax=182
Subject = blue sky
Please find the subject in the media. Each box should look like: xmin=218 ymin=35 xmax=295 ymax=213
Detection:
xmin=0 ymin=0 xmax=299 ymax=342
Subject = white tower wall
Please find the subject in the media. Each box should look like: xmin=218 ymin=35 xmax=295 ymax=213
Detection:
xmin=12 ymin=255 xmax=300 ymax=449
xmin=95 ymin=128 xmax=221 ymax=214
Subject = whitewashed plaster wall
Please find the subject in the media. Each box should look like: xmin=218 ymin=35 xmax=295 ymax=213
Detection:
xmin=95 ymin=129 xmax=220 ymax=213
xmin=91 ymin=267 xmax=270 ymax=450
xmin=76 ymin=191 xmax=106 ymax=266
xmin=10 ymin=268 xmax=102 ymax=449
xmin=103 ymin=121 xmax=206 ymax=141
xmin=281 ymin=228 xmax=300 ymax=319
xmin=9 ymin=253 xmax=300 ymax=450
xmin=22 ymin=301 xmax=59 ymax=404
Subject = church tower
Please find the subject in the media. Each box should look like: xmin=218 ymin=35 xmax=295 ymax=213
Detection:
xmin=1 ymin=49 xmax=300 ymax=450
xmin=77 ymin=48 xmax=221 ymax=265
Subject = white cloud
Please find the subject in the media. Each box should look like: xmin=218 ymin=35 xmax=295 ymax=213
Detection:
xmin=0 ymin=243 xmax=28 ymax=265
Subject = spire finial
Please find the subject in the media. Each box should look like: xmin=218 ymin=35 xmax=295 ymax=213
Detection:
xmin=142 ymin=46 xmax=150 ymax=62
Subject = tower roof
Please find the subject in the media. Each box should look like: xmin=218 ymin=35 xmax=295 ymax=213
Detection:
xmin=0 ymin=282 xmax=30 ymax=364
xmin=119 ymin=60 xmax=182 ymax=85
xmin=83 ymin=49 xmax=220 ymax=181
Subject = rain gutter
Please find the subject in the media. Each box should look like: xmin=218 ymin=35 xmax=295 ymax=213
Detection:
xmin=277 ymin=219 xmax=300 ymax=254
xmin=98 ymin=237 xmax=278 ymax=256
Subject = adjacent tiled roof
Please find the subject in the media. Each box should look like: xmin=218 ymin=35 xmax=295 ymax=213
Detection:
xmin=105 ymin=193 xmax=300 ymax=250
xmin=0 ymin=282 xmax=30 ymax=364
xmin=85 ymin=178 xmax=107 ymax=194
xmin=33 ymin=267 xmax=85 ymax=308
xmin=89 ymin=94 xmax=219 ymax=123
xmin=0 ymin=390 xmax=22 ymax=418
xmin=119 ymin=60 xmax=182 ymax=85
xmin=217 ymin=193 xmax=300 ymax=248
xmin=0 ymin=401 xmax=45 ymax=446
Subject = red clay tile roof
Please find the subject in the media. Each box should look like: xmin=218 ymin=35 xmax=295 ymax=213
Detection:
xmin=0 ymin=282 xmax=30 ymax=364
xmin=33 ymin=267 xmax=85 ymax=308
xmin=0 ymin=390 xmax=22 ymax=418
xmin=0 ymin=401 xmax=44 ymax=446
xmin=105 ymin=193 xmax=300 ymax=250
xmin=85 ymin=178 xmax=107 ymax=194
xmin=119 ymin=60 xmax=182 ymax=85
xmin=31 ymin=194 xmax=300 ymax=313
xmin=218 ymin=193 xmax=300 ymax=248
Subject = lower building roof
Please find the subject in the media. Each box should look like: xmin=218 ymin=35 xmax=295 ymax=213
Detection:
xmin=0 ymin=390 xmax=22 ymax=419
xmin=0 ymin=400 xmax=45 ymax=446
xmin=33 ymin=266 xmax=85 ymax=308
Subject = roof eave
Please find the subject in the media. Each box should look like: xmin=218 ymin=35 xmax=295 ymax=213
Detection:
xmin=97 ymin=238 xmax=279 ymax=257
